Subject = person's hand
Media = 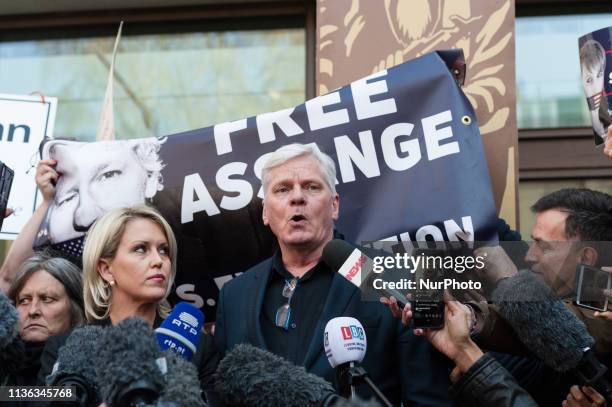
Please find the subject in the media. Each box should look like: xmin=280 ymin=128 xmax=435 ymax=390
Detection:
xmin=35 ymin=159 xmax=58 ymax=203
xmin=474 ymin=245 xmax=518 ymax=284
xmin=562 ymin=385 xmax=605 ymax=407
xmin=593 ymin=267 xmax=612 ymax=321
xmin=381 ymin=295 xmax=483 ymax=373
xmin=3 ymin=208 xmax=12 ymax=218
xmin=604 ymin=125 xmax=612 ymax=159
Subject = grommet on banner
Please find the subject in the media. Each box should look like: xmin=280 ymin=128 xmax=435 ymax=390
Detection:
xmin=29 ymin=91 xmax=46 ymax=104
xmin=461 ymin=115 xmax=472 ymax=125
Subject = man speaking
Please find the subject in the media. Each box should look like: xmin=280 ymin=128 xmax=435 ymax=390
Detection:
xmin=214 ymin=143 xmax=453 ymax=406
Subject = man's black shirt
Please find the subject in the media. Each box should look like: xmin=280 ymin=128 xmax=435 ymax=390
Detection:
xmin=260 ymin=250 xmax=334 ymax=366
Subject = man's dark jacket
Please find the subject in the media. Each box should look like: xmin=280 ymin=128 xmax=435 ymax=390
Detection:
xmin=214 ymin=257 xmax=455 ymax=406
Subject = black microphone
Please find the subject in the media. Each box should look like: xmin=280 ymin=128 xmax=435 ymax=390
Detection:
xmin=322 ymin=240 xmax=409 ymax=308
xmin=492 ymin=270 xmax=612 ymax=403
xmin=215 ymin=343 xmax=341 ymax=406
xmin=159 ymin=350 xmax=206 ymax=407
xmin=0 ymin=291 xmax=25 ymax=378
xmin=94 ymin=317 xmax=165 ymax=407
xmin=47 ymin=325 xmax=104 ymax=406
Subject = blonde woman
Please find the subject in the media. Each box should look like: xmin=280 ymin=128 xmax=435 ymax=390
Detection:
xmin=81 ymin=204 xmax=175 ymax=325
xmin=38 ymin=205 xmax=220 ymax=397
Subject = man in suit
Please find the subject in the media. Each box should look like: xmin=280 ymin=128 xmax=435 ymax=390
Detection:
xmin=214 ymin=143 xmax=454 ymax=406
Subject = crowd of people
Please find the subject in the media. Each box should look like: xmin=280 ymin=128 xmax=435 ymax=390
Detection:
xmin=0 ymin=126 xmax=611 ymax=406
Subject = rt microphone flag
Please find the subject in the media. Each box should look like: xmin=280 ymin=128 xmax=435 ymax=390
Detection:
xmin=155 ymin=302 xmax=204 ymax=361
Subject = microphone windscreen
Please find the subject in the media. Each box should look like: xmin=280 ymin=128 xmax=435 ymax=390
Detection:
xmin=94 ymin=317 xmax=165 ymax=404
xmin=0 ymin=291 xmax=18 ymax=349
xmin=48 ymin=325 xmax=104 ymax=386
xmin=324 ymin=317 xmax=367 ymax=368
xmin=215 ymin=343 xmax=335 ymax=407
xmin=156 ymin=302 xmax=204 ymax=361
xmin=159 ymin=350 xmax=205 ymax=407
xmin=492 ymin=271 xmax=595 ymax=372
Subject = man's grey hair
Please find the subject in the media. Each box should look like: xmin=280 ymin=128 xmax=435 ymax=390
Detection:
xmin=261 ymin=143 xmax=337 ymax=197
xmin=8 ymin=254 xmax=85 ymax=327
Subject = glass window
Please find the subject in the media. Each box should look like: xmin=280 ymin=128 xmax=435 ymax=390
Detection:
xmin=516 ymin=14 xmax=612 ymax=129
xmin=0 ymin=29 xmax=305 ymax=141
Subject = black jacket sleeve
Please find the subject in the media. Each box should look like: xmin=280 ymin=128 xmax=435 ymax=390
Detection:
xmin=450 ymin=353 xmax=538 ymax=407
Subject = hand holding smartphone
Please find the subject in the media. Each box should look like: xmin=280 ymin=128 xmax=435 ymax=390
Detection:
xmin=0 ymin=161 xmax=14 ymax=232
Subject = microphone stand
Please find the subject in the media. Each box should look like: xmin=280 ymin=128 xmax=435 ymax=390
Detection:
xmin=338 ymin=363 xmax=393 ymax=407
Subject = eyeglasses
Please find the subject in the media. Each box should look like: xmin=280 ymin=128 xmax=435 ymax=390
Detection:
xmin=275 ymin=278 xmax=298 ymax=330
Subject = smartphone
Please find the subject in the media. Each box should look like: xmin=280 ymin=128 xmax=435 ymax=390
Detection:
xmin=0 ymin=161 xmax=14 ymax=232
xmin=575 ymin=264 xmax=611 ymax=312
xmin=411 ymin=248 xmax=445 ymax=329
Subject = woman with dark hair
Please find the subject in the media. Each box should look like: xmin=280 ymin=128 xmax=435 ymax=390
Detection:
xmin=1 ymin=254 xmax=83 ymax=390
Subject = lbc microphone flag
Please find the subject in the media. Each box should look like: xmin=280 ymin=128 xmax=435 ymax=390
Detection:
xmin=35 ymin=49 xmax=498 ymax=321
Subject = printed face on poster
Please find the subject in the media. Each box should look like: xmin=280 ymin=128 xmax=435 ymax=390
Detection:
xmin=0 ymin=94 xmax=57 ymax=239
xmin=579 ymin=26 xmax=612 ymax=145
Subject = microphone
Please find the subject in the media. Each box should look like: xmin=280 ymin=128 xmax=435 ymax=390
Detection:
xmin=155 ymin=302 xmax=204 ymax=361
xmin=0 ymin=291 xmax=18 ymax=348
xmin=47 ymin=325 xmax=105 ymax=406
xmin=215 ymin=343 xmax=340 ymax=406
xmin=94 ymin=317 xmax=165 ymax=407
xmin=324 ymin=317 xmax=391 ymax=407
xmin=492 ymin=270 xmax=612 ymax=403
xmin=324 ymin=317 xmax=366 ymax=398
xmin=322 ymin=240 xmax=409 ymax=308
xmin=0 ymin=291 xmax=25 ymax=378
xmin=158 ymin=350 xmax=206 ymax=407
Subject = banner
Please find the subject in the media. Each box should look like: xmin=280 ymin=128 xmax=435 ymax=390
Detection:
xmin=317 ymin=0 xmax=519 ymax=228
xmin=579 ymin=26 xmax=612 ymax=145
xmin=0 ymin=93 xmax=57 ymax=240
xmin=35 ymin=50 xmax=497 ymax=320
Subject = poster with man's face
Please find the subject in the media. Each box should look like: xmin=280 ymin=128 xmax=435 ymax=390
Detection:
xmin=34 ymin=137 xmax=165 ymax=249
xmin=579 ymin=26 xmax=612 ymax=145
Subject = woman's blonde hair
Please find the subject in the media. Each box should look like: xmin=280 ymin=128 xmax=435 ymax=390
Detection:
xmin=82 ymin=204 xmax=177 ymax=322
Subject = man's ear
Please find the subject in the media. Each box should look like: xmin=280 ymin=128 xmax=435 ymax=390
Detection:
xmin=98 ymin=258 xmax=114 ymax=284
xmin=332 ymin=194 xmax=340 ymax=221
xmin=262 ymin=201 xmax=269 ymax=226
xmin=580 ymin=246 xmax=599 ymax=266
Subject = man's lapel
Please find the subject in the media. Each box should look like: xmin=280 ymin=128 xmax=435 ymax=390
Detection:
xmin=246 ymin=260 xmax=272 ymax=349
xmin=302 ymin=273 xmax=359 ymax=370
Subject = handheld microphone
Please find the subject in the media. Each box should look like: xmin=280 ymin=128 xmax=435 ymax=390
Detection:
xmin=94 ymin=317 xmax=165 ymax=407
xmin=492 ymin=271 xmax=612 ymax=403
xmin=215 ymin=343 xmax=340 ymax=407
xmin=324 ymin=317 xmax=391 ymax=407
xmin=155 ymin=302 xmax=204 ymax=361
xmin=322 ymin=240 xmax=409 ymax=308
xmin=47 ymin=325 xmax=105 ymax=406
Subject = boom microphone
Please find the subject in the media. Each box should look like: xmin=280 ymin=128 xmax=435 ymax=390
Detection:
xmin=322 ymin=240 xmax=409 ymax=308
xmin=215 ymin=343 xmax=340 ymax=407
xmin=155 ymin=302 xmax=204 ymax=361
xmin=94 ymin=317 xmax=165 ymax=407
xmin=48 ymin=325 xmax=105 ymax=406
xmin=158 ymin=350 xmax=206 ymax=407
xmin=492 ymin=271 xmax=612 ymax=403
xmin=0 ymin=291 xmax=25 ymax=380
